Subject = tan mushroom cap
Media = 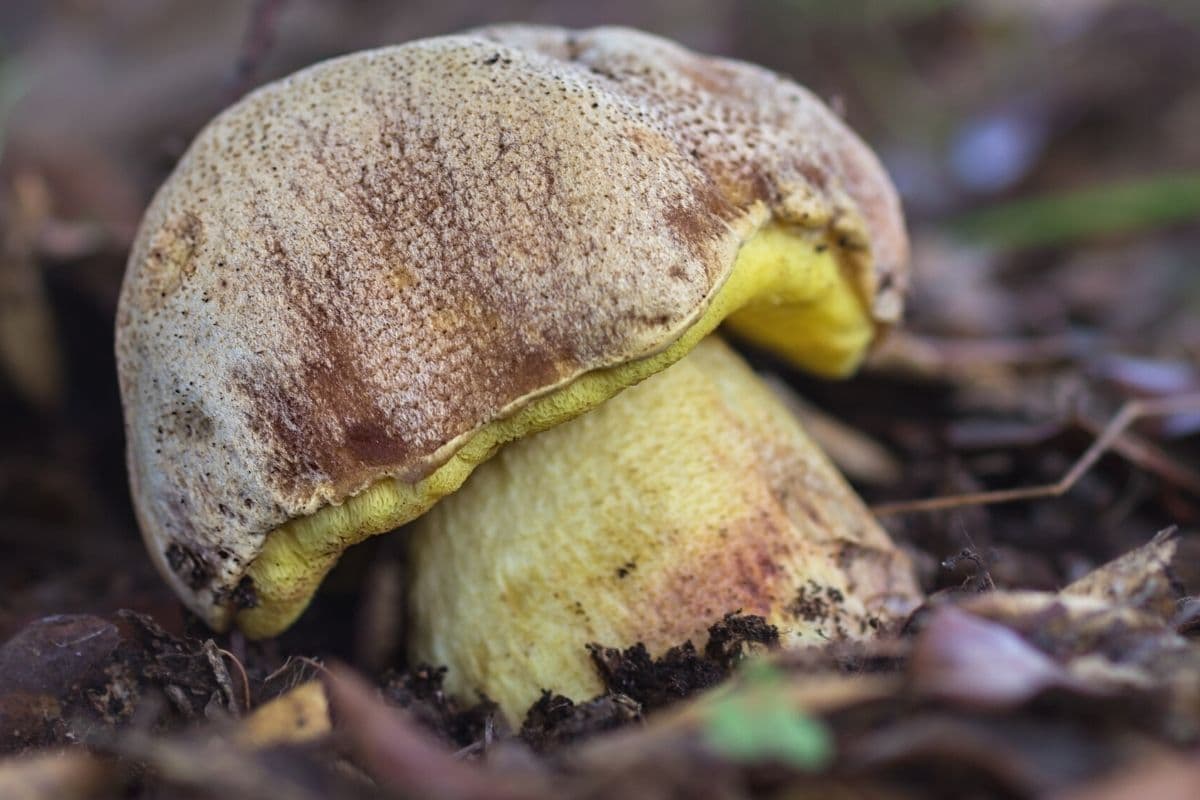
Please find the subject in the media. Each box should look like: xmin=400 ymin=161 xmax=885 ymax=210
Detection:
xmin=116 ymin=25 xmax=908 ymax=635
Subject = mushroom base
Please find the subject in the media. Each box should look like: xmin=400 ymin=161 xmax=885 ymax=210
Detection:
xmin=236 ymin=222 xmax=877 ymax=637
xmin=404 ymin=337 xmax=920 ymax=722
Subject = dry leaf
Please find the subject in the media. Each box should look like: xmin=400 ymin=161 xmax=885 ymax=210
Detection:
xmin=910 ymin=606 xmax=1092 ymax=708
xmin=1063 ymin=528 xmax=1180 ymax=621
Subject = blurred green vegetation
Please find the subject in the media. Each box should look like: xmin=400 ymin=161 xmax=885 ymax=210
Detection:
xmin=952 ymin=174 xmax=1200 ymax=249
xmin=702 ymin=662 xmax=833 ymax=769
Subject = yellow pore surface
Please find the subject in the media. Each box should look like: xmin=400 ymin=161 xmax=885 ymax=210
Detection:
xmin=236 ymin=223 xmax=875 ymax=637
xmin=405 ymin=337 xmax=916 ymax=721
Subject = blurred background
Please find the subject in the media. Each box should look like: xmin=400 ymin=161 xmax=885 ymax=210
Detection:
xmin=1 ymin=0 xmax=1198 ymax=642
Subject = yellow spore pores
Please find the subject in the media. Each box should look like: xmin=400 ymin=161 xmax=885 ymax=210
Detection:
xmin=405 ymin=337 xmax=920 ymax=721
xmin=236 ymin=222 xmax=875 ymax=637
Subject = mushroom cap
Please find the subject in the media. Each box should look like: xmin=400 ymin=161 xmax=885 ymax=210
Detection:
xmin=116 ymin=25 xmax=908 ymax=630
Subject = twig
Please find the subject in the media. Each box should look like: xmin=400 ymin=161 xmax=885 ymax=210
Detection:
xmin=218 ymin=647 xmax=252 ymax=712
xmin=297 ymin=655 xmax=332 ymax=677
xmin=264 ymin=654 xmax=332 ymax=691
xmin=873 ymin=392 xmax=1200 ymax=516
xmin=1076 ymin=415 xmax=1200 ymax=496
xmin=263 ymin=655 xmax=296 ymax=684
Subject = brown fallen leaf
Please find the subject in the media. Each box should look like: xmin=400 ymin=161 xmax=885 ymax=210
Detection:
xmin=909 ymin=606 xmax=1094 ymax=708
xmin=919 ymin=532 xmax=1200 ymax=741
xmin=1063 ymin=527 xmax=1180 ymax=620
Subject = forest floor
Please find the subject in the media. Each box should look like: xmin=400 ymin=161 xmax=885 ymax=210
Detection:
xmin=1 ymin=2 xmax=1199 ymax=797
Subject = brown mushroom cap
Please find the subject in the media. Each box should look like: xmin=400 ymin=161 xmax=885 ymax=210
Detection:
xmin=116 ymin=25 xmax=907 ymax=632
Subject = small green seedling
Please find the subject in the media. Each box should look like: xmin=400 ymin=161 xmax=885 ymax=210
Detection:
xmin=702 ymin=660 xmax=834 ymax=770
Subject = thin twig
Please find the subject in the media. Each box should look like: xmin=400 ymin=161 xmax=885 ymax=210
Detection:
xmin=873 ymin=392 xmax=1200 ymax=516
xmin=298 ymin=655 xmax=333 ymax=678
xmin=263 ymin=655 xmax=296 ymax=684
xmin=218 ymin=647 xmax=252 ymax=712
xmin=264 ymin=654 xmax=332 ymax=690
xmin=1076 ymin=415 xmax=1200 ymax=496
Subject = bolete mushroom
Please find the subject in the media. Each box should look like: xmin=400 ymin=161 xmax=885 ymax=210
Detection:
xmin=116 ymin=27 xmax=913 ymax=665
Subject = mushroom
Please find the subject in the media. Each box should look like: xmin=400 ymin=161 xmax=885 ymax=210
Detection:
xmin=116 ymin=26 xmax=913 ymax=659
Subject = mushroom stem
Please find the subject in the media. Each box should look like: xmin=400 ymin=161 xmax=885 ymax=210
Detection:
xmin=404 ymin=337 xmax=920 ymax=722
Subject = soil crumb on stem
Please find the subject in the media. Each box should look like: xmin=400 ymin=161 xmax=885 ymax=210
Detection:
xmin=516 ymin=613 xmax=780 ymax=750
